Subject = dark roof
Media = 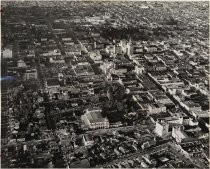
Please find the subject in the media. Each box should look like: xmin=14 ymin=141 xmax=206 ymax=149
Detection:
xmin=47 ymin=78 xmax=60 ymax=86
xmin=70 ymin=159 xmax=90 ymax=168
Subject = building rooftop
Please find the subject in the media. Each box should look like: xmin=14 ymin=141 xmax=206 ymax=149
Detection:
xmin=47 ymin=78 xmax=60 ymax=87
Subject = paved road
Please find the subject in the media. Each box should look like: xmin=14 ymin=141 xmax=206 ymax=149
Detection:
xmin=85 ymin=124 xmax=154 ymax=135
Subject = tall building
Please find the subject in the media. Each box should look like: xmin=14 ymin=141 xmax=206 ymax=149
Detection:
xmin=172 ymin=125 xmax=188 ymax=143
xmin=155 ymin=119 xmax=169 ymax=137
xmin=126 ymin=37 xmax=133 ymax=56
xmin=155 ymin=115 xmax=197 ymax=139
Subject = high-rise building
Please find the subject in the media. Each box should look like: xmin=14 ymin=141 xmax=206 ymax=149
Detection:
xmin=172 ymin=125 xmax=188 ymax=143
xmin=126 ymin=37 xmax=133 ymax=56
xmin=155 ymin=119 xmax=169 ymax=137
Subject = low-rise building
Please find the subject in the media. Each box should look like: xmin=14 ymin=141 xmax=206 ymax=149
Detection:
xmin=82 ymin=134 xmax=94 ymax=146
xmin=2 ymin=47 xmax=13 ymax=58
xmin=81 ymin=108 xmax=109 ymax=129
xmin=46 ymin=78 xmax=60 ymax=94
xmin=17 ymin=60 xmax=27 ymax=68
xmin=181 ymin=101 xmax=202 ymax=112
xmin=89 ymin=51 xmax=102 ymax=63
xmin=147 ymin=103 xmax=166 ymax=115
xmin=25 ymin=68 xmax=37 ymax=80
